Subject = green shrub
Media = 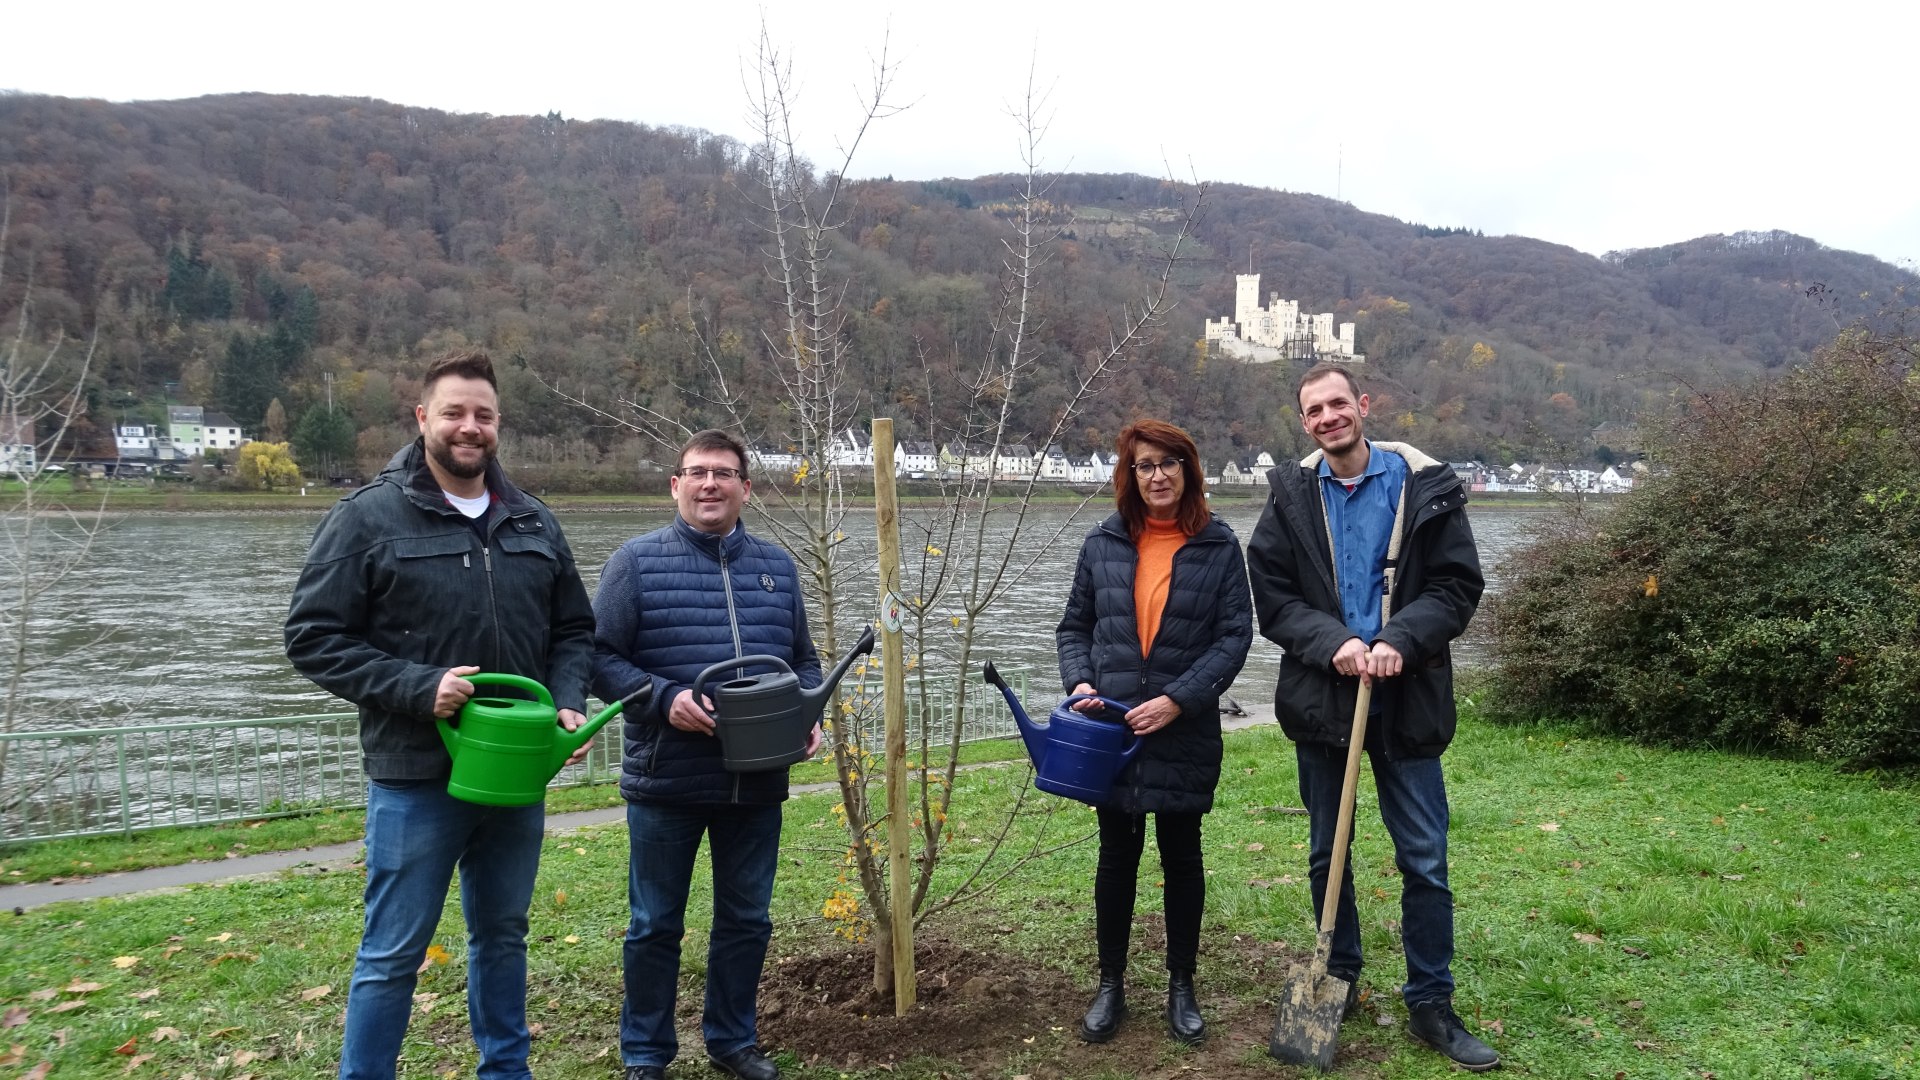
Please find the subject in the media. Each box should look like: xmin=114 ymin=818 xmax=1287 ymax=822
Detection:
xmin=1489 ymin=319 xmax=1920 ymax=767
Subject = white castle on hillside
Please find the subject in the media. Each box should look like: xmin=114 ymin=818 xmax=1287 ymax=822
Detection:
xmin=1204 ymin=274 xmax=1364 ymax=364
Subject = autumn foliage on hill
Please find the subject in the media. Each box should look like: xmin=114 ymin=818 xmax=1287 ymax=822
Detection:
xmin=1489 ymin=313 xmax=1920 ymax=767
xmin=1 ymin=92 xmax=1913 ymax=479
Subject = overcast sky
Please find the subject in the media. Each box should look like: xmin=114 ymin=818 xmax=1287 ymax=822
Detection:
xmin=9 ymin=0 xmax=1916 ymax=268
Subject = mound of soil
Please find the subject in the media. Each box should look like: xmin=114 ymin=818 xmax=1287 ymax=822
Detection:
xmin=757 ymin=934 xmax=1390 ymax=1078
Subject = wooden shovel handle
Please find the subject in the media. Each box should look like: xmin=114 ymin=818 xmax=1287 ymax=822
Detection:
xmin=1317 ymin=679 xmax=1372 ymax=936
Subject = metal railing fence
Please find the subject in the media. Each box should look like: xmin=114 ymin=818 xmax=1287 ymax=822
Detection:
xmin=0 ymin=664 xmax=1034 ymax=845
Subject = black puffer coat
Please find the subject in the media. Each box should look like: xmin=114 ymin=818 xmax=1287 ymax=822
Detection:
xmin=1055 ymin=513 xmax=1253 ymax=814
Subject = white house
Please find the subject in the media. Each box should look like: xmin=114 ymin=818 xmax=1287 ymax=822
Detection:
xmin=0 ymin=418 xmax=35 ymax=475
xmin=828 ymin=428 xmax=873 ymax=469
xmin=995 ymin=444 xmax=1035 ymax=480
xmin=748 ymin=445 xmax=804 ymax=476
xmin=1069 ymin=451 xmax=1112 ymax=484
xmin=898 ymin=441 xmax=939 ymax=477
xmin=1216 ymin=451 xmax=1276 ymax=486
xmin=1037 ymin=445 xmax=1072 ymax=481
xmin=203 ymin=412 xmax=246 ymax=452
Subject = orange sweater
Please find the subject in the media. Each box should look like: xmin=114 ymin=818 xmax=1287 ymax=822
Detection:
xmin=1134 ymin=517 xmax=1189 ymax=657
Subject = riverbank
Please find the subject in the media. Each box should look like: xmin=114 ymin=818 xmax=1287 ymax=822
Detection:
xmin=4 ymin=484 xmax=1574 ymax=514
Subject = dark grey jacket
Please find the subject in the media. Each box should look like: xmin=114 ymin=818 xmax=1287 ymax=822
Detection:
xmin=285 ymin=440 xmax=596 ymax=780
xmin=1247 ymin=442 xmax=1483 ymax=759
xmin=1056 ymin=513 xmax=1253 ymax=815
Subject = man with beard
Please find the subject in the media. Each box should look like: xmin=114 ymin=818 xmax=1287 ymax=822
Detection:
xmin=1247 ymin=363 xmax=1498 ymax=1071
xmin=286 ymin=350 xmax=596 ymax=1080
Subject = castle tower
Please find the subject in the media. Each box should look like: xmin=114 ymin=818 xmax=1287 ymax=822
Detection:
xmin=1235 ymin=274 xmax=1261 ymax=333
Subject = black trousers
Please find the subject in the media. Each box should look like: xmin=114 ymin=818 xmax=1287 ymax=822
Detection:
xmin=1094 ymin=807 xmax=1205 ymax=976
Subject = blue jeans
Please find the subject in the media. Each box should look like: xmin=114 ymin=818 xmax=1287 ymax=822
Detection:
xmin=622 ymin=801 xmax=783 ymax=1068
xmin=1295 ymin=738 xmax=1455 ymax=1005
xmin=339 ymin=780 xmax=545 ymax=1080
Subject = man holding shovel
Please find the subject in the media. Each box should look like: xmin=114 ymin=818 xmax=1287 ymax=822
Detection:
xmin=1247 ymin=362 xmax=1498 ymax=1071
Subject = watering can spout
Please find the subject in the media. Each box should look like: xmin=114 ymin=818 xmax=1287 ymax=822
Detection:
xmin=983 ymin=661 xmax=1049 ymax=770
xmin=548 ymin=683 xmax=653 ymax=776
xmin=800 ymin=625 xmax=877 ymax=711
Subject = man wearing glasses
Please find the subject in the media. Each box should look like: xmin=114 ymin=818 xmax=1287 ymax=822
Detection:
xmin=590 ymin=429 xmax=822 ymax=1080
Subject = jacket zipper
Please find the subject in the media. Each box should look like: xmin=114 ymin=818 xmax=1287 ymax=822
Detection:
xmin=719 ymin=546 xmax=744 ymax=804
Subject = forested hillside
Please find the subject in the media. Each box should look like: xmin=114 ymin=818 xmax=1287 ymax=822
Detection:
xmin=2 ymin=91 xmax=1911 ymax=478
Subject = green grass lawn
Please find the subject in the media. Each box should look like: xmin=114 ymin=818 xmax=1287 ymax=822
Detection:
xmin=2 ymin=717 xmax=1915 ymax=1078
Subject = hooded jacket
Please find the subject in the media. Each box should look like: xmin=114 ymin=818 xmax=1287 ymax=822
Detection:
xmin=1056 ymin=512 xmax=1253 ymax=814
xmin=591 ymin=517 xmax=822 ymax=805
xmin=285 ymin=440 xmax=596 ymax=781
xmin=1246 ymin=442 xmax=1483 ymax=759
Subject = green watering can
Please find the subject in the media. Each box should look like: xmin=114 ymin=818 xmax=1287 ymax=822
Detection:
xmin=436 ymin=674 xmax=650 ymax=806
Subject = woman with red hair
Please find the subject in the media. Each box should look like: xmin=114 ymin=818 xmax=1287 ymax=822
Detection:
xmin=1056 ymin=418 xmax=1253 ymax=1045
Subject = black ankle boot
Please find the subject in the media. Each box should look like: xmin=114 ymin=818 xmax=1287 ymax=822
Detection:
xmin=1166 ymin=970 xmax=1205 ymax=1044
xmin=1080 ymin=972 xmax=1127 ymax=1043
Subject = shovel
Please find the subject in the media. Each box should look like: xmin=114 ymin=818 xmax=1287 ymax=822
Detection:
xmin=1269 ymin=677 xmax=1372 ymax=1070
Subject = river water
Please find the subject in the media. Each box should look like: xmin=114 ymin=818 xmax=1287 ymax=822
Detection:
xmin=27 ymin=501 xmax=1551 ymax=731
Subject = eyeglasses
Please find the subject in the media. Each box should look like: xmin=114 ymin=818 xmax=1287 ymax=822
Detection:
xmin=675 ymin=466 xmax=744 ymax=483
xmin=1131 ymin=458 xmax=1184 ymax=478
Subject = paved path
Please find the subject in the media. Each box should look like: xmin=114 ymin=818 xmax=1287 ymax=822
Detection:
xmin=1 ymin=703 xmax=1275 ymax=911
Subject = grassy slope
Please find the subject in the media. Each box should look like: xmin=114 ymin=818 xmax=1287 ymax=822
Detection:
xmin=1 ymin=718 xmax=1914 ymax=1078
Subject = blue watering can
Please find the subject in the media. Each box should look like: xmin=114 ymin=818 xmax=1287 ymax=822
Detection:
xmin=982 ymin=661 xmax=1142 ymax=805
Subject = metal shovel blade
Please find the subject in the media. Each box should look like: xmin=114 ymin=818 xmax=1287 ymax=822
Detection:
xmin=1268 ymin=958 xmax=1350 ymax=1071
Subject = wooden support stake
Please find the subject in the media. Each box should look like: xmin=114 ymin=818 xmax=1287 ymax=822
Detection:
xmin=872 ymin=418 xmax=915 ymax=1013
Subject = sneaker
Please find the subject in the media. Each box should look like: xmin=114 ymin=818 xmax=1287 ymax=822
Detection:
xmin=1407 ymin=1000 xmax=1501 ymax=1072
xmin=625 ymin=1067 xmax=667 ymax=1080
xmin=708 ymin=1046 xmax=782 ymax=1080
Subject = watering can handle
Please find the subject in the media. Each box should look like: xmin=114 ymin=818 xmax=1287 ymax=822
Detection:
xmin=464 ymin=672 xmax=556 ymax=709
xmin=1065 ymin=694 xmax=1146 ymax=764
xmin=688 ymin=654 xmax=794 ymax=716
xmin=1064 ymin=693 xmax=1136 ymax=719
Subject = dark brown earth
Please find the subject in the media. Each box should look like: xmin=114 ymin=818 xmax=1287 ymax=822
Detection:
xmin=755 ymin=931 xmax=1392 ymax=1079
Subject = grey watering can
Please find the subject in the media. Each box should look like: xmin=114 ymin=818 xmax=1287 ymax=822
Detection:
xmin=691 ymin=626 xmax=877 ymax=772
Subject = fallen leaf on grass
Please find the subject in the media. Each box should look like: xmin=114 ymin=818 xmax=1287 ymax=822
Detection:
xmin=1573 ymin=932 xmax=1604 ymax=945
xmin=1537 ymin=822 xmax=1560 ymax=832
xmin=425 ymin=944 xmax=452 ymax=965
xmin=1486 ymin=1018 xmax=1505 ymax=1036
xmin=1721 ymin=873 xmax=1744 ymax=881
xmin=205 ymin=1027 xmax=241 ymax=1039
xmin=27 ymin=990 xmax=57 ymax=1003
xmin=47 ymin=1001 xmax=85 ymax=1014
xmin=1623 ymin=946 xmax=1650 ymax=958
xmin=299 ymin=985 xmax=332 ymax=1002
xmin=1 ymin=1009 xmax=25 ymax=1029
xmin=114 ymin=1036 xmax=139 ymax=1054
xmin=128 ymin=989 xmax=160 ymax=1001
xmin=1245 ymin=842 xmax=1265 ymax=852
xmin=162 ymin=946 xmax=183 ymax=959
xmin=112 ymin=956 xmax=141 ymax=969
xmin=563 ymin=935 xmax=581 ymax=945
xmin=50 ymin=1030 xmax=67 ymax=1049
xmin=210 ymin=952 xmax=258 ymax=965
xmin=205 ymin=932 xmax=233 ymax=943
xmin=64 ymin=981 xmax=105 ymax=994
xmin=0 ymin=1046 xmax=23 ymax=1066
xmin=1634 ymin=1039 xmax=1661 ymax=1051
xmin=22 ymin=1063 xmax=52 ymax=1080
xmin=554 ymin=888 xmax=569 ymax=907
xmin=123 ymin=1052 xmax=155 ymax=1071
xmin=1625 ymin=999 xmax=1645 ymax=1009
xmin=149 ymin=1027 xmax=181 ymax=1042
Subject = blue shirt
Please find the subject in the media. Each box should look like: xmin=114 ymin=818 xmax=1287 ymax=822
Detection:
xmin=1318 ymin=441 xmax=1405 ymax=644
